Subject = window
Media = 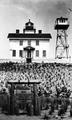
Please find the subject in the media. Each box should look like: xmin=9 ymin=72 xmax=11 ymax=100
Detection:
xmin=36 ymin=40 xmax=39 ymax=46
xmin=19 ymin=50 xmax=23 ymax=57
xmin=20 ymin=40 xmax=23 ymax=46
xmin=28 ymin=40 xmax=31 ymax=46
xmin=43 ymin=50 xmax=46 ymax=57
xmin=36 ymin=50 xmax=39 ymax=57
xmin=12 ymin=50 xmax=16 ymax=57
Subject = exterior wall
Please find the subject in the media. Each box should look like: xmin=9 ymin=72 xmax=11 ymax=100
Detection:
xmin=31 ymin=39 xmax=50 ymax=61
xmin=10 ymin=39 xmax=27 ymax=60
xmin=9 ymin=38 xmax=50 ymax=62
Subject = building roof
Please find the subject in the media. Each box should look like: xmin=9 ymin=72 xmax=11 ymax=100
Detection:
xmin=8 ymin=33 xmax=52 ymax=39
xmin=8 ymin=19 xmax=52 ymax=39
xmin=56 ymin=17 xmax=68 ymax=21
xmin=24 ymin=19 xmax=35 ymax=31
xmin=25 ymin=19 xmax=34 ymax=26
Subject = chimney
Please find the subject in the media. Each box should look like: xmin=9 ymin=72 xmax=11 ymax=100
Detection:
xmin=16 ymin=29 xmax=19 ymax=34
xmin=38 ymin=30 xmax=42 ymax=34
xmin=23 ymin=29 xmax=25 ymax=34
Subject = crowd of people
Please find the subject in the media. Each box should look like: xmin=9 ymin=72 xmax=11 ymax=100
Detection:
xmin=0 ymin=62 xmax=72 ymax=94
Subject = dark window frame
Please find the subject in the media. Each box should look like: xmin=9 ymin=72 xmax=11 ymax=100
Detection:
xmin=12 ymin=50 xmax=16 ymax=57
xmin=19 ymin=50 xmax=23 ymax=57
xmin=43 ymin=50 xmax=46 ymax=57
xmin=28 ymin=40 xmax=31 ymax=46
xmin=20 ymin=40 xmax=23 ymax=46
xmin=36 ymin=40 xmax=39 ymax=46
xmin=36 ymin=50 xmax=39 ymax=57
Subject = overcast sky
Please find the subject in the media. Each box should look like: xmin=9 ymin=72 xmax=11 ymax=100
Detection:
xmin=0 ymin=0 xmax=72 ymax=59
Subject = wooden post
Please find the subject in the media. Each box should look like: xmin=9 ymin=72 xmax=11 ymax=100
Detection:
xmin=33 ymin=83 xmax=37 ymax=115
xmin=9 ymin=83 xmax=14 ymax=114
xmin=33 ymin=83 xmax=41 ymax=115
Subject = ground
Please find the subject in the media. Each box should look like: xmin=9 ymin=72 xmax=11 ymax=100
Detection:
xmin=0 ymin=109 xmax=72 ymax=120
xmin=0 ymin=114 xmax=72 ymax=120
xmin=0 ymin=114 xmax=41 ymax=120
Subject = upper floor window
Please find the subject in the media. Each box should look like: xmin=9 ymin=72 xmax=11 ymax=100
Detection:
xmin=12 ymin=50 xmax=16 ymax=57
xmin=43 ymin=50 xmax=46 ymax=57
xmin=36 ymin=50 xmax=39 ymax=57
xmin=19 ymin=50 xmax=23 ymax=57
xmin=20 ymin=40 xmax=23 ymax=46
xmin=28 ymin=40 xmax=31 ymax=46
xmin=36 ymin=40 xmax=39 ymax=46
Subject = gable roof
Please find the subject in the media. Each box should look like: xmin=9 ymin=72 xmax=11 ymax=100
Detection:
xmin=24 ymin=46 xmax=35 ymax=51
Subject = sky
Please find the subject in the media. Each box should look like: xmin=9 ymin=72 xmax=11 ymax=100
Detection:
xmin=0 ymin=0 xmax=72 ymax=59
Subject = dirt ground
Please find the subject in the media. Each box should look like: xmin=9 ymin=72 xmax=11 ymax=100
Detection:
xmin=0 ymin=114 xmax=41 ymax=120
xmin=0 ymin=110 xmax=72 ymax=120
xmin=0 ymin=114 xmax=72 ymax=120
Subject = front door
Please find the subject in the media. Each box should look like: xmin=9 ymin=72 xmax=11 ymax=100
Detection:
xmin=27 ymin=51 xmax=31 ymax=58
xmin=27 ymin=50 xmax=31 ymax=63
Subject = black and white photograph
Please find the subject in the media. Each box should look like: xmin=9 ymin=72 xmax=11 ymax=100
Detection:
xmin=0 ymin=0 xmax=72 ymax=120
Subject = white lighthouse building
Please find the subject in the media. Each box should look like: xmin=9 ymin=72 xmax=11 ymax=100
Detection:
xmin=8 ymin=19 xmax=52 ymax=63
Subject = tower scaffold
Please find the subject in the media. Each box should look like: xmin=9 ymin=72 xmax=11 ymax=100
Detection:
xmin=55 ymin=17 xmax=69 ymax=59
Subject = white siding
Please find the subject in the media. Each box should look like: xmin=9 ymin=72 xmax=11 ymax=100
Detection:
xmin=9 ymin=38 xmax=50 ymax=62
xmin=31 ymin=39 xmax=50 ymax=61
